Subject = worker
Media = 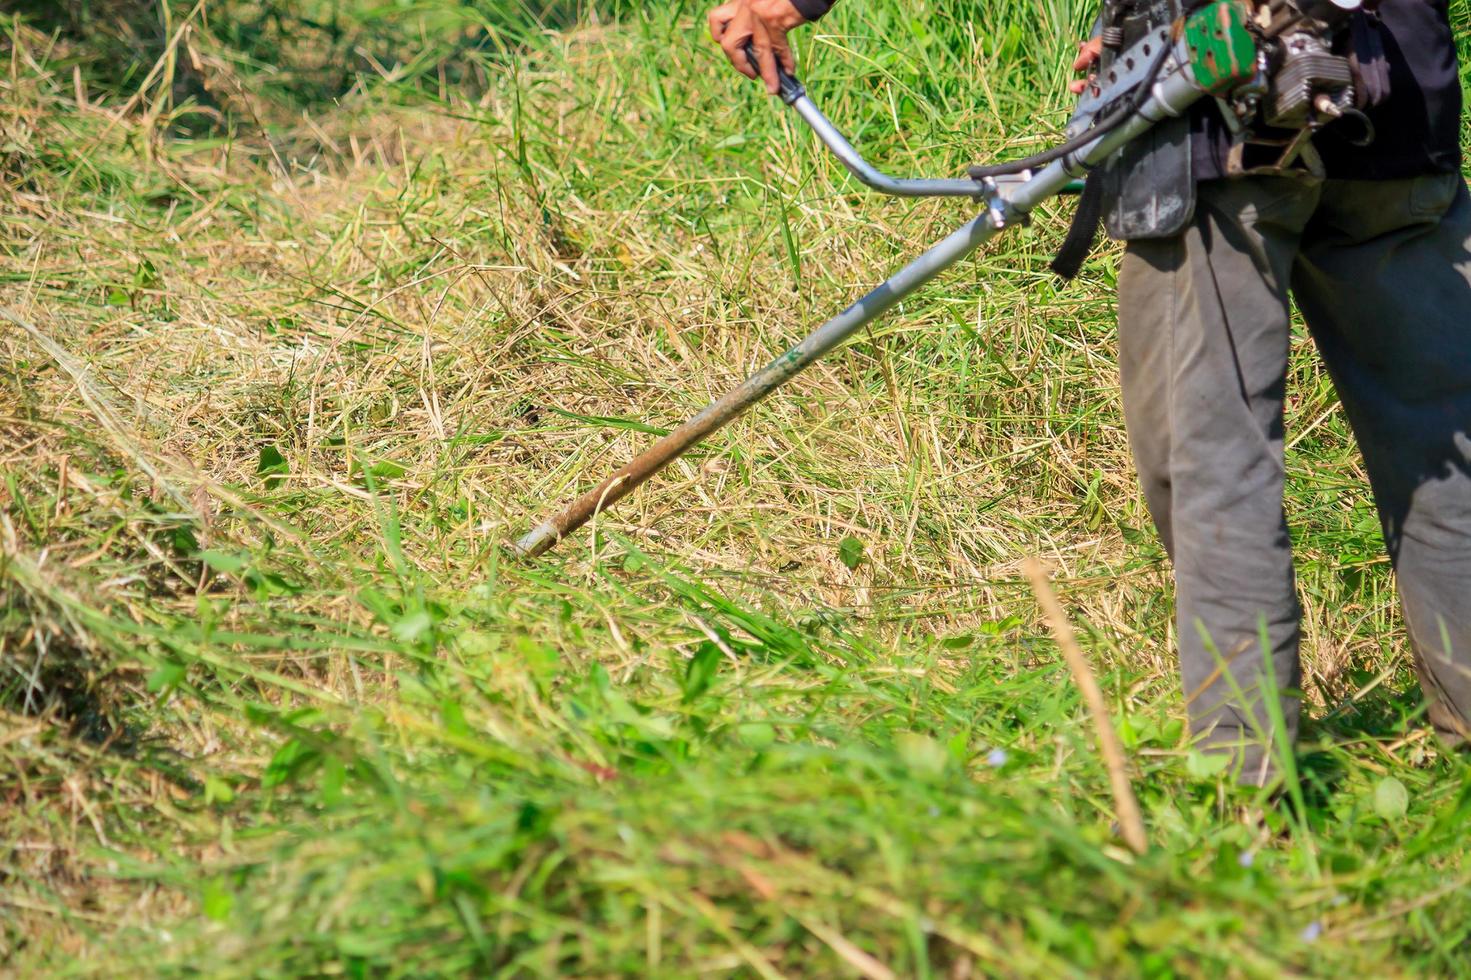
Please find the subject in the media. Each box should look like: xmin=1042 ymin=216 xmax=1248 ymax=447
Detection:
xmin=707 ymin=0 xmax=1471 ymax=786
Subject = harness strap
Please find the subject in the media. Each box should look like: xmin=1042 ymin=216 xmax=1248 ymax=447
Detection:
xmin=1050 ymin=170 xmax=1106 ymax=280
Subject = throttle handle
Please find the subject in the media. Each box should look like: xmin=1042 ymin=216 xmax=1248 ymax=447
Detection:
xmin=742 ymin=43 xmax=806 ymax=105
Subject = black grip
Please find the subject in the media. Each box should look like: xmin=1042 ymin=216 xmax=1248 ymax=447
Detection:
xmin=742 ymin=43 xmax=807 ymax=105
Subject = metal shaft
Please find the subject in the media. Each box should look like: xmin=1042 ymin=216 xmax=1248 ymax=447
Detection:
xmin=790 ymin=95 xmax=999 ymax=198
xmin=512 ymin=53 xmax=1203 ymax=559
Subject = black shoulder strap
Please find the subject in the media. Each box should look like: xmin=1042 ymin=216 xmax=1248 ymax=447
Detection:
xmin=1050 ymin=171 xmax=1106 ymax=280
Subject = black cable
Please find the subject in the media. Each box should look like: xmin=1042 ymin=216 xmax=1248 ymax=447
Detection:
xmin=968 ymin=29 xmax=1174 ymax=179
xmin=968 ymin=104 xmax=1134 ymax=178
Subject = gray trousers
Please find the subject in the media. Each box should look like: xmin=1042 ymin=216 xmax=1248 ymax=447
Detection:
xmin=1118 ymin=173 xmax=1471 ymax=781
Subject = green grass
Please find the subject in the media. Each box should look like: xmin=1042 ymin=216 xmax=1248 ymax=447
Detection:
xmin=4 ymin=0 xmax=1471 ymax=974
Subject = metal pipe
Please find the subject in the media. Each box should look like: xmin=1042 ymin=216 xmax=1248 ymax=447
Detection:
xmin=789 ymin=97 xmax=997 ymax=198
xmin=511 ymin=46 xmax=1204 ymax=560
xmin=792 ymin=95 xmax=1086 ymax=197
xmin=743 ymin=43 xmax=1028 ymax=199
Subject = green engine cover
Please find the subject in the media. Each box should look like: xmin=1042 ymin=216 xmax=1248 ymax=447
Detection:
xmin=1184 ymin=0 xmax=1257 ymax=96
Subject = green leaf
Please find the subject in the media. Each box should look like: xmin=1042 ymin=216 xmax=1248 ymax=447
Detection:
xmin=257 ymin=444 xmax=289 ymax=487
xmin=204 ymin=774 xmax=235 ymax=805
xmin=171 ymin=525 xmax=199 ymax=554
xmin=1117 ymin=715 xmax=1139 ymax=751
xmin=737 ymin=721 xmax=775 ymax=749
xmin=146 ymin=660 xmax=186 ymax=693
xmin=513 ymin=635 xmax=559 ymax=681
xmin=837 ymin=535 xmax=864 ymax=571
xmin=1186 ymin=750 xmax=1230 ymax=781
xmin=358 ymin=587 xmax=397 ymax=624
xmin=199 ymin=550 xmax=248 ymax=574
xmin=440 ymin=698 xmax=471 ymax=738
xmin=334 ymin=932 xmax=391 ymax=957
xmin=319 ymin=756 xmax=347 ymax=807
xmin=1373 ymin=777 xmax=1409 ymax=820
xmin=133 ymin=258 xmax=160 ymax=289
xmin=454 ymin=631 xmax=496 ymax=658
xmin=244 ymin=568 xmax=302 ymax=599
xmin=778 ymin=204 xmax=801 ymax=283
xmin=896 ymin=732 xmax=948 ymax=777
xmin=682 ymin=641 xmax=722 ymax=703
xmin=201 ymin=878 xmax=234 ymax=922
xmin=978 ymin=615 xmax=1023 ymax=636
xmin=390 ymin=609 xmax=435 ymax=646
xmin=262 ymin=737 xmax=322 ymax=789
xmin=351 ymin=458 xmax=407 ymax=484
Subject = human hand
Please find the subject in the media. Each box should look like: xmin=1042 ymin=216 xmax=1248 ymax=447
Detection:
xmin=1069 ymin=37 xmax=1104 ymax=96
xmin=708 ymin=0 xmax=807 ymax=95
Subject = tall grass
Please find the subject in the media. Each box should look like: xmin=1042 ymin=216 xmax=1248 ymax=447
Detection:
xmin=3 ymin=0 xmax=1471 ymax=973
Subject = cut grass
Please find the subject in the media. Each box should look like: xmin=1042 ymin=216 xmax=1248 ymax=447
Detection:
xmin=3 ymin=0 xmax=1471 ymax=973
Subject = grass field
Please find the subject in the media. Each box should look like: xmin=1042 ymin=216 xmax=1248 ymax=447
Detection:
xmin=5 ymin=0 xmax=1471 ymax=974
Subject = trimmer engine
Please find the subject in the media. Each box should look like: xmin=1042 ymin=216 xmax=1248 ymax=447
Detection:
xmin=1242 ymin=0 xmax=1367 ymax=132
xmin=1091 ymin=0 xmax=1374 ymax=175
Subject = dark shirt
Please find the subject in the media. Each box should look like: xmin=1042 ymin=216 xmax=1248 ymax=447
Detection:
xmin=1193 ymin=0 xmax=1463 ymax=180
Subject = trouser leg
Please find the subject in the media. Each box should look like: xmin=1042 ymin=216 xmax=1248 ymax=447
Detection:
xmin=1293 ymin=174 xmax=1471 ymax=746
xmin=1118 ymin=177 xmax=1320 ymax=783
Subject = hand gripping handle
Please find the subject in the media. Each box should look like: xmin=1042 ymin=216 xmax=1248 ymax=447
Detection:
xmin=742 ymin=43 xmax=807 ymax=105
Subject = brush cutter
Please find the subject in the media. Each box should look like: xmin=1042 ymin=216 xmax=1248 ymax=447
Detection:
xmin=514 ymin=0 xmax=1371 ymax=559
